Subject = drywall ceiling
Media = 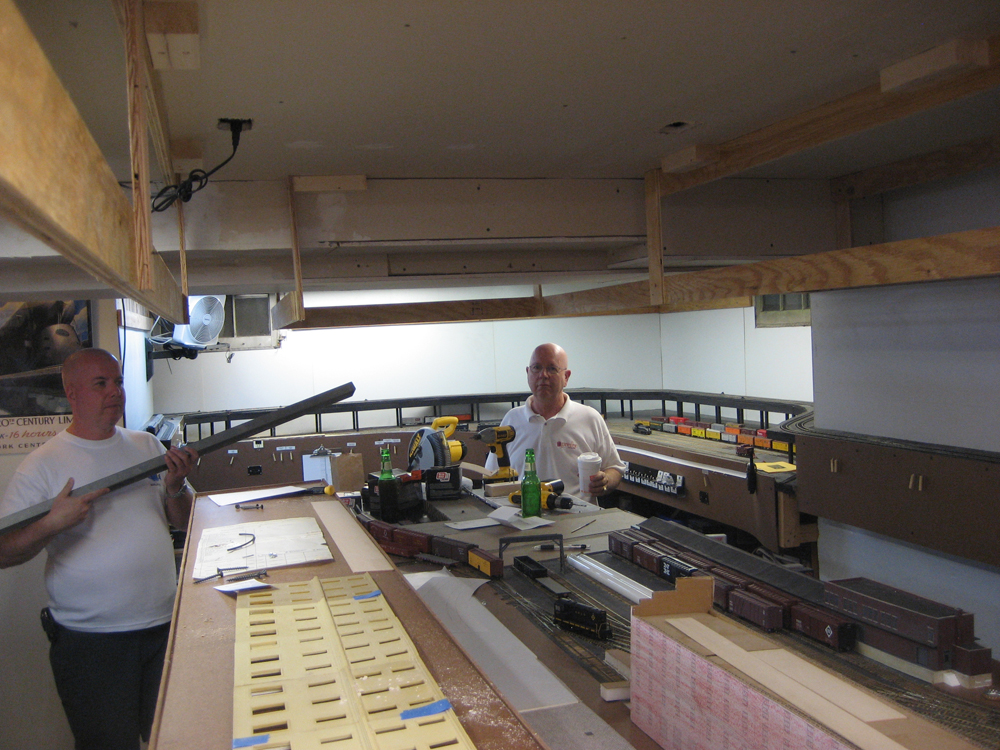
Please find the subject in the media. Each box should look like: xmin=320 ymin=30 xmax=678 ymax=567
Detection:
xmin=18 ymin=0 xmax=1000 ymax=182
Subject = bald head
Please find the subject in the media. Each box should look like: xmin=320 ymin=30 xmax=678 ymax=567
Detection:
xmin=529 ymin=343 xmax=568 ymax=370
xmin=526 ymin=343 xmax=571 ymax=418
xmin=61 ymin=348 xmax=120 ymax=392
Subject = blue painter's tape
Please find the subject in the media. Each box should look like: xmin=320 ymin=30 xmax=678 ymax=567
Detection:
xmin=400 ymin=698 xmax=452 ymax=720
xmin=232 ymin=734 xmax=269 ymax=748
xmin=354 ymin=589 xmax=382 ymax=600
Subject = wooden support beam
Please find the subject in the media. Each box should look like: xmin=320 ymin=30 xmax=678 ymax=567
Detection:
xmin=662 ymin=226 xmax=1000 ymax=305
xmin=0 ymin=0 xmax=185 ymax=322
xmin=176 ymin=199 xmax=189 ymax=298
xmin=286 ymin=296 xmax=541 ymax=330
xmin=123 ymin=0 xmax=153 ymax=291
xmin=271 ymin=179 xmax=306 ymax=330
xmin=880 ymin=39 xmax=989 ymax=93
xmin=271 ymin=292 xmax=306 ymax=330
xmin=660 ymin=144 xmax=720 ymax=174
xmin=143 ymin=1 xmax=200 ymax=70
xmin=112 ymin=0 xmax=176 ymax=184
xmin=830 ymin=131 xmax=1000 ymax=201
xmin=537 ymin=280 xmax=655 ymax=318
xmin=645 ymin=170 xmax=664 ymax=306
xmin=251 ymin=225 xmax=1000 ymax=330
xmin=658 ymin=35 xmax=1000 ymax=197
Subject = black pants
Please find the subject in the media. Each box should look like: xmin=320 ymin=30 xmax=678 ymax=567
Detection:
xmin=44 ymin=611 xmax=170 ymax=750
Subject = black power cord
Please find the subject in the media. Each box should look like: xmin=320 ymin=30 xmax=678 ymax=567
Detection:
xmin=151 ymin=118 xmax=252 ymax=212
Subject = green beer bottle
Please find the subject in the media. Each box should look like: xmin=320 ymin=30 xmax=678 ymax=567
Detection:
xmin=520 ymin=448 xmax=542 ymax=518
xmin=379 ymin=447 xmax=393 ymax=480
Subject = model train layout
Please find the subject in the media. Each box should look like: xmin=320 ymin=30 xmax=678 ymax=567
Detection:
xmin=353 ymin=505 xmax=992 ymax=689
xmin=633 ymin=416 xmax=796 ymax=454
xmin=612 ymin=521 xmax=993 ymax=688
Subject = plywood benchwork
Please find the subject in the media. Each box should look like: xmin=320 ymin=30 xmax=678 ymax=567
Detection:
xmin=150 ymin=494 xmax=545 ymax=750
xmin=630 ymin=577 xmax=982 ymax=750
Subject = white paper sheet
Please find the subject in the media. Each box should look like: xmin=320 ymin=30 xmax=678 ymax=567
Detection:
xmin=214 ymin=579 xmax=272 ymax=594
xmin=192 ymin=516 xmax=334 ymax=579
xmin=444 ymin=518 xmax=501 ymax=530
xmin=207 ymin=485 xmax=310 ymax=507
xmin=488 ymin=506 xmax=553 ymax=530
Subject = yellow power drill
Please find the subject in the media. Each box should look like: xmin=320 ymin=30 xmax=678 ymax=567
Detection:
xmin=474 ymin=425 xmax=517 ymax=483
xmin=508 ymin=478 xmax=573 ymax=510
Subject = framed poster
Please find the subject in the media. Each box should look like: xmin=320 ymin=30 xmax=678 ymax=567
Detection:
xmin=0 ymin=301 xmax=91 ymax=454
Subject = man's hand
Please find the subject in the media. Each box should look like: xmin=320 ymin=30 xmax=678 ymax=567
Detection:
xmin=46 ymin=478 xmax=108 ymax=532
xmin=587 ymin=467 xmax=622 ymax=497
xmin=0 ymin=479 xmax=108 ymax=568
xmin=163 ymin=445 xmax=198 ymax=497
xmin=163 ymin=446 xmax=198 ymax=530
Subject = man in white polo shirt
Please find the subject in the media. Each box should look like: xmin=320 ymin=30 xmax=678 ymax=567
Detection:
xmin=486 ymin=342 xmax=624 ymax=501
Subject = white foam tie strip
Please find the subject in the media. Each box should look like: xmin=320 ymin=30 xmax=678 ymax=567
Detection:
xmin=567 ymin=554 xmax=653 ymax=603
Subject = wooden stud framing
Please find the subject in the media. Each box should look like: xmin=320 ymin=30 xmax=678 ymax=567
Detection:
xmin=657 ymin=35 xmax=1000 ymax=197
xmin=123 ymin=0 xmax=153 ymax=292
xmin=112 ymin=0 xmax=176 ymax=184
xmin=880 ymin=38 xmax=990 ymax=93
xmin=645 ymin=169 xmax=665 ymax=306
xmin=270 ymin=178 xmax=306 ymax=330
xmin=661 ymin=225 xmax=1000 ymax=305
xmin=0 ymin=0 xmax=185 ymax=322
xmin=660 ymin=144 xmax=720 ymax=174
xmin=831 ymin=131 xmax=1000 ymax=202
xmin=143 ymin=1 xmax=200 ymax=71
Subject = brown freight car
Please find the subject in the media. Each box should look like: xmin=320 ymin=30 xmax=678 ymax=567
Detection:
xmin=789 ymin=603 xmax=858 ymax=652
xmin=728 ymin=589 xmax=784 ymax=632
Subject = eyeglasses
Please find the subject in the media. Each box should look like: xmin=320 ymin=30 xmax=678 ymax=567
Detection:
xmin=528 ymin=364 xmax=566 ymax=376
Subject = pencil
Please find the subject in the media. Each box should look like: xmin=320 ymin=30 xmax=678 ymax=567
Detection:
xmin=571 ymin=518 xmax=596 ymax=534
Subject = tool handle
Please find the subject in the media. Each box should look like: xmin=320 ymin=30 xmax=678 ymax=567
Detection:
xmin=430 ymin=416 xmax=458 ymax=438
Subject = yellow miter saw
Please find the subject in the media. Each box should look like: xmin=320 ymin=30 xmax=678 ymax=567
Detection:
xmin=407 ymin=416 xmax=467 ymax=499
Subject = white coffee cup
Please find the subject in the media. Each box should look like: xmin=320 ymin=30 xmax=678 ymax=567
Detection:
xmin=577 ymin=452 xmax=602 ymax=501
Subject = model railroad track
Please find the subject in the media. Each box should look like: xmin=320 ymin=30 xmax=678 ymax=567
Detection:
xmin=491 ymin=566 xmax=632 ymax=684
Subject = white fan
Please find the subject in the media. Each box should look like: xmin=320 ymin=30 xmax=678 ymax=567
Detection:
xmin=170 ymin=295 xmax=226 ymax=349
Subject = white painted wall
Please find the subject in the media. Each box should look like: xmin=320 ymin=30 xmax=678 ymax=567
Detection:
xmin=812 ymin=278 xmax=1000 ymax=451
xmin=148 ymin=310 xmax=671 ymax=433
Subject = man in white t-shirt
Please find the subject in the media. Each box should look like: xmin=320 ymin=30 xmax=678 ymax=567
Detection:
xmin=486 ymin=343 xmax=624 ymax=500
xmin=0 ymin=348 xmax=197 ymax=750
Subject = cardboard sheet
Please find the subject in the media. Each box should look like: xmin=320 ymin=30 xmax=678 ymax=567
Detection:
xmin=311 ymin=499 xmax=393 ymax=572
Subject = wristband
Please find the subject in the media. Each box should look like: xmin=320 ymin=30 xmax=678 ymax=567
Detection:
xmin=167 ymin=481 xmax=190 ymax=499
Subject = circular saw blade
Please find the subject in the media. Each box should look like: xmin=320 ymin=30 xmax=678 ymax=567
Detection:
xmin=407 ymin=427 xmax=448 ymax=470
